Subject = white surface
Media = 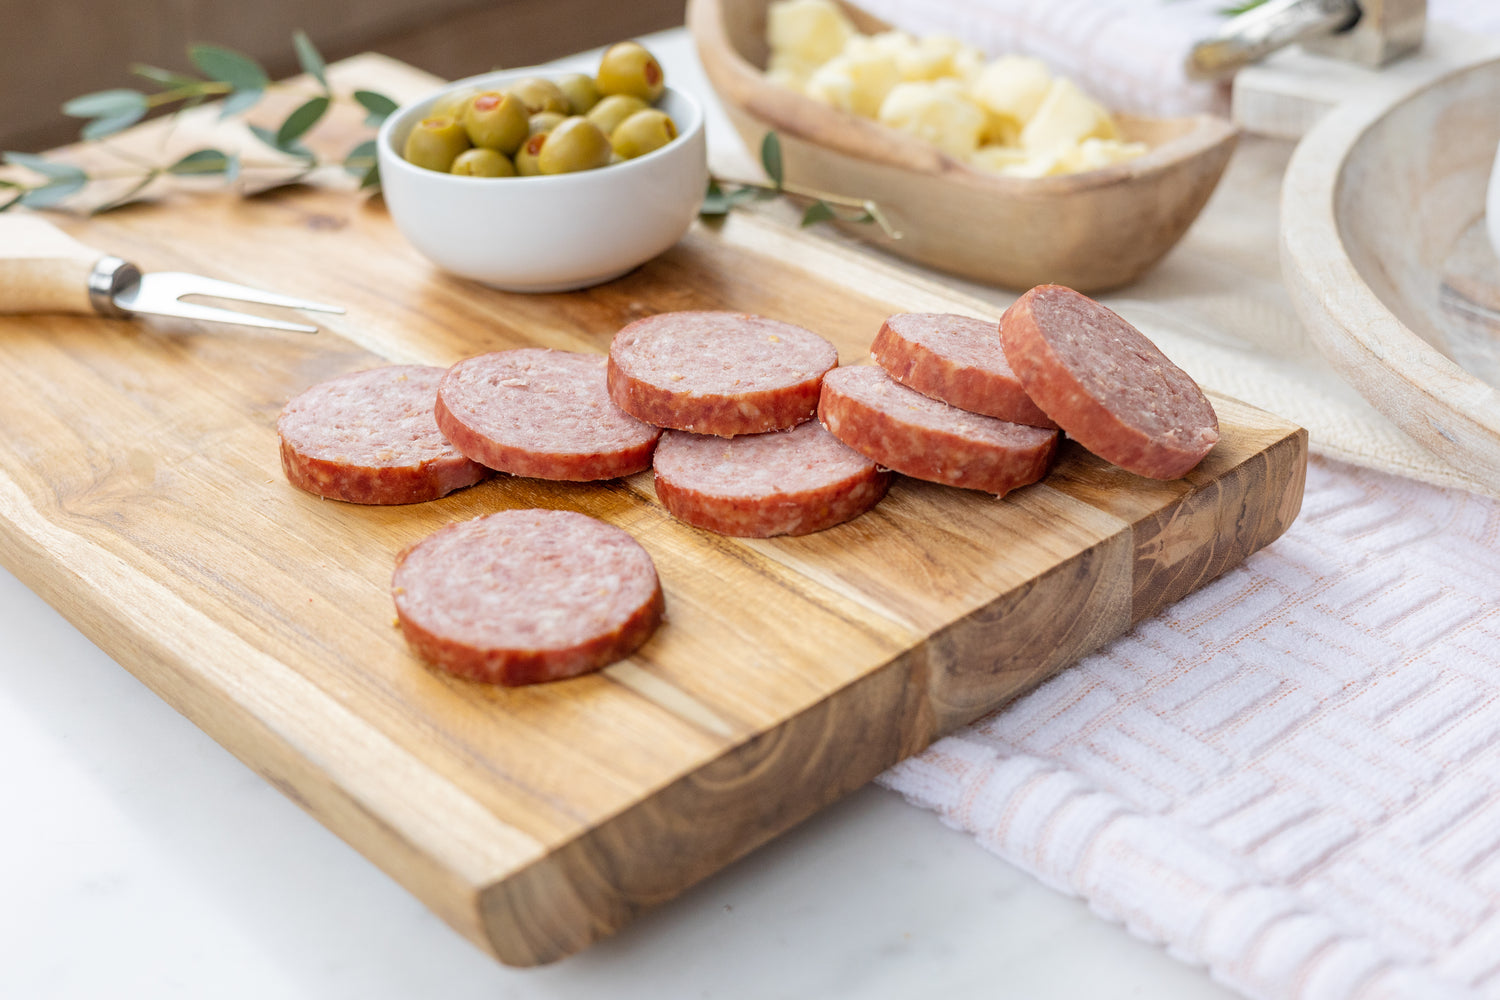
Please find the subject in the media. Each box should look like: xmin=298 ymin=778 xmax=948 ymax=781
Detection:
xmin=0 ymin=30 xmax=1241 ymax=1000
xmin=377 ymin=75 xmax=706 ymax=292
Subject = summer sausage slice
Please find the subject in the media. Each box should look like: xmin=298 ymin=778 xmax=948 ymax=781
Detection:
xmin=393 ymin=509 xmax=664 ymax=685
xmin=277 ymin=365 xmax=488 ymax=505
xmin=608 ymin=311 xmax=839 ymax=436
xmin=436 ymin=348 xmax=661 ymax=481
xmin=653 ymin=420 xmax=891 ymax=537
xmin=1000 ymin=285 xmax=1218 ymax=479
xmin=871 ymin=312 xmax=1056 ymax=429
xmin=818 ymin=365 xmax=1058 ymax=496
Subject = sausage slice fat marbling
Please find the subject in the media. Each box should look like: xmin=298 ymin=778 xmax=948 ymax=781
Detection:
xmin=392 ymin=509 xmax=665 ymax=685
xmin=608 ymin=311 xmax=839 ymax=436
xmin=818 ymin=365 xmax=1058 ymax=496
xmin=652 ymin=420 xmax=891 ymax=537
xmin=871 ymin=312 xmax=1056 ymax=429
xmin=1000 ymin=285 xmax=1218 ymax=479
xmin=436 ymin=348 xmax=661 ymax=481
xmin=277 ymin=365 xmax=488 ymax=505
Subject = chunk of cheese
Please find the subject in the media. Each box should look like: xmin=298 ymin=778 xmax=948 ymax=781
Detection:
xmin=969 ymin=56 xmax=1052 ymax=135
xmin=877 ymin=79 xmax=987 ymax=160
xmin=766 ymin=0 xmax=857 ymax=68
xmin=804 ymin=48 xmax=901 ymax=119
xmin=1020 ymin=78 xmax=1118 ymax=155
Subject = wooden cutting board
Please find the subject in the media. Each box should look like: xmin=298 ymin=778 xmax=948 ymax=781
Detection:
xmin=0 ymin=55 xmax=1306 ymax=967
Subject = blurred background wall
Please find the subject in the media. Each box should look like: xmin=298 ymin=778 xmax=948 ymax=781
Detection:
xmin=1 ymin=0 xmax=684 ymax=152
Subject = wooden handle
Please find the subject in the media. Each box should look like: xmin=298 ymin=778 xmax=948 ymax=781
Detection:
xmin=0 ymin=216 xmax=109 ymax=315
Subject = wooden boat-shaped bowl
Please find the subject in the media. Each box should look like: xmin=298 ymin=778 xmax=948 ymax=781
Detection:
xmin=1281 ymin=53 xmax=1500 ymax=493
xmin=687 ymin=0 xmax=1239 ymax=292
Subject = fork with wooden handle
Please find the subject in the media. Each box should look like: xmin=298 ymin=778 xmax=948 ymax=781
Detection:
xmin=0 ymin=216 xmax=343 ymax=333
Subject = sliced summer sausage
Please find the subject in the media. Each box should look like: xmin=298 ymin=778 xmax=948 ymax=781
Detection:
xmin=608 ymin=311 xmax=839 ymax=436
xmin=1000 ymin=285 xmax=1218 ymax=479
xmin=392 ymin=509 xmax=664 ymax=685
xmin=277 ymin=365 xmax=488 ymax=505
xmin=652 ymin=420 xmax=891 ymax=537
xmin=436 ymin=348 xmax=661 ymax=481
xmin=871 ymin=312 xmax=1056 ymax=429
xmin=818 ymin=365 xmax=1058 ymax=496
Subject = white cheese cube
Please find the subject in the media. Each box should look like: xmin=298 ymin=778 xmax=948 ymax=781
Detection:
xmin=805 ymin=49 xmax=901 ymax=118
xmin=877 ymin=79 xmax=987 ymax=160
xmin=1020 ymin=78 xmax=1117 ymax=155
xmin=767 ymin=0 xmax=857 ymax=69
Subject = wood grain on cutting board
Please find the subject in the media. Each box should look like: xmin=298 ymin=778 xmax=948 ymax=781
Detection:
xmin=0 ymin=55 xmax=1306 ymax=966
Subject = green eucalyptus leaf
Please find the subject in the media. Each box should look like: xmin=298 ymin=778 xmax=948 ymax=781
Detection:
xmin=354 ymin=90 xmax=399 ymax=127
xmin=167 ymin=148 xmax=232 ymax=176
xmin=90 ymin=170 xmax=160 ymax=215
xmin=131 ymin=63 xmax=201 ymax=87
xmin=700 ymin=179 xmax=732 ymax=215
xmin=292 ymin=30 xmax=328 ymax=91
xmin=760 ymin=131 xmax=784 ymax=188
xmin=276 ymin=96 xmax=329 ymax=147
xmin=800 ymin=200 xmax=836 ymax=227
xmin=20 ymin=176 xmax=87 ymax=208
xmin=342 ymin=139 xmax=377 ymax=176
xmin=0 ymin=192 xmax=21 ymax=212
xmin=249 ymin=124 xmax=281 ymax=149
xmin=4 ymin=151 xmax=87 ymax=181
xmin=81 ymin=109 xmax=148 ymax=141
xmin=223 ymin=152 xmax=242 ymax=182
xmin=358 ymin=161 xmax=381 ymax=191
xmin=220 ymin=87 xmax=264 ymax=118
xmin=62 ymin=89 xmax=148 ymax=119
xmin=189 ymin=44 xmax=269 ymax=92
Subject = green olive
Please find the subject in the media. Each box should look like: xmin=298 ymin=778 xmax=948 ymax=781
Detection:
xmin=610 ymin=108 xmax=677 ymax=159
xmin=556 ymin=72 xmax=601 ymax=115
xmin=428 ymin=87 xmax=477 ymax=122
xmin=462 ymin=91 xmax=528 ymax=154
xmin=585 ymin=94 xmax=649 ymax=138
xmin=595 ymin=41 xmax=665 ymax=102
xmin=450 ymin=147 xmax=516 ymax=177
xmin=506 ymin=77 xmax=571 ymax=115
xmin=515 ymin=131 xmax=548 ymax=176
xmin=403 ymin=116 xmax=472 ymax=173
xmin=527 ymin=111 xmax=567 ymax=137
xmin=537 ymin=116 xmax=612 ymax=174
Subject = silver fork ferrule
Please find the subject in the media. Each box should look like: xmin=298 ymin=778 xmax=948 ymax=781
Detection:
xmin=87 ymin=256 xmax=143 ymax=318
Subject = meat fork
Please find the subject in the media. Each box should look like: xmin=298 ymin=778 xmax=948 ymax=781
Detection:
xmin=0 ymin=216 xmax=343 ymax=333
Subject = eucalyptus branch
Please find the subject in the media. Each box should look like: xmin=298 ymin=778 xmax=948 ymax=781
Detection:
xmin=1 ymin=29 xmax=394 ymax=213
xmin=701 ymin=133 xmax=901 ymax=240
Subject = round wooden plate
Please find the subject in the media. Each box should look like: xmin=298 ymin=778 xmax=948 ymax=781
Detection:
xmin=1281 ymin=53 xmax=1500 ymax=491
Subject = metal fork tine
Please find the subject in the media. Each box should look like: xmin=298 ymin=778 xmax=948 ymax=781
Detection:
xmin=142 ymin=272 xmax=345 ymax=313
xmin=123 ymin=296 xmax=320 ymax=334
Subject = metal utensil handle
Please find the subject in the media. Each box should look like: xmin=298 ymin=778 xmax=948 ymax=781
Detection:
xmin=1186 ymin=0 xmax=1361 ymax=80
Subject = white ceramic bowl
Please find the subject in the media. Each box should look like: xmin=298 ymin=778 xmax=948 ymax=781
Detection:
xmin=377 ymin=71 xmax=707 ymax=292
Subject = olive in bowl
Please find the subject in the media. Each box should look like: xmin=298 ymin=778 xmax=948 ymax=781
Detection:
xmin=377 ymin=68 xmax=707 ymax=293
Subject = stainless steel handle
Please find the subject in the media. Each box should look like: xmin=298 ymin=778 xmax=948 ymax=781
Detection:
xmin=1186 ymin=0 xmax=1361 ymax=80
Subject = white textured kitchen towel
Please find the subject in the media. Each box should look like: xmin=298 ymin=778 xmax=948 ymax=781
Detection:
xmin=851 ymin=0 xmax=1500 ymax=116
xmin=878 ymin=455 xmax=1500 ymax=1000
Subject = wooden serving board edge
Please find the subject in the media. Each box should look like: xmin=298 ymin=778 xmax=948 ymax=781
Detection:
xmin=478 ymin=407 xmax=1308 ymax=964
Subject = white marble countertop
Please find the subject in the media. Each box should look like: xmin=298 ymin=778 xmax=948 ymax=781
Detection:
xmin=0 ymin=30 xmax=1240 ymax=1000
